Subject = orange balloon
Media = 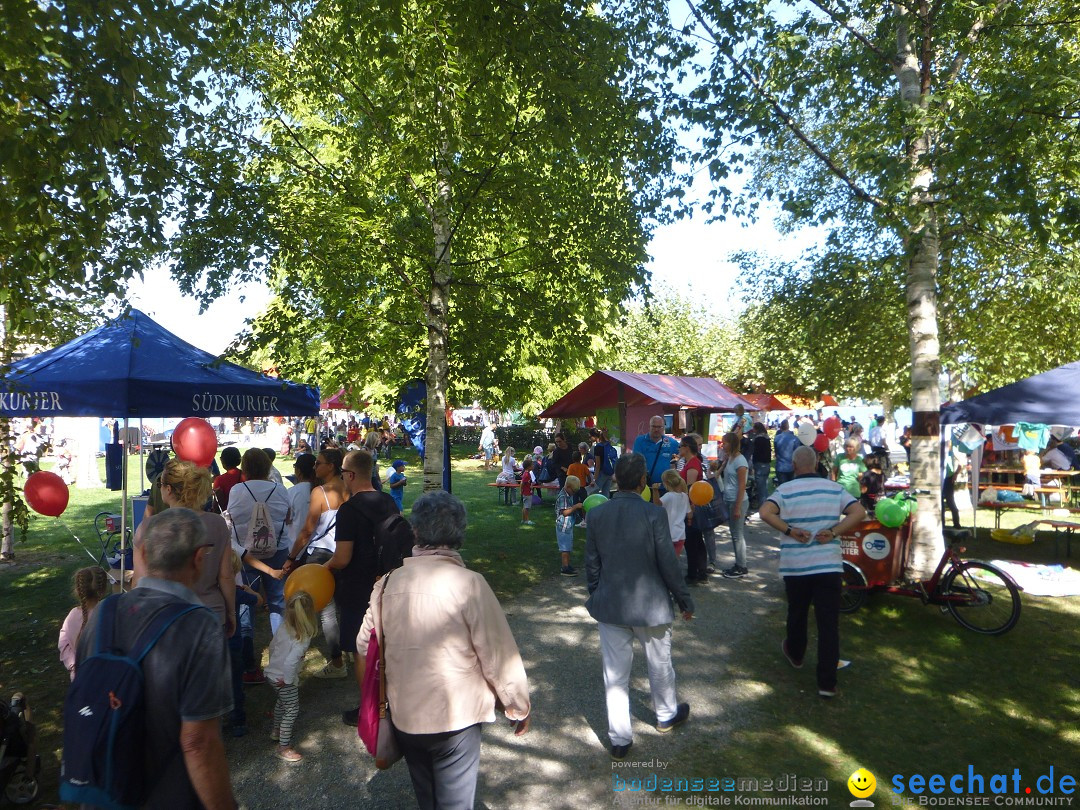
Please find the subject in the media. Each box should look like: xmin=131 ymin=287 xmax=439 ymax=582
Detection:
xmin=284 ymin=563 xmax=336 ymax=611
xmin=689 ymin=480 xmax=713 ymax=507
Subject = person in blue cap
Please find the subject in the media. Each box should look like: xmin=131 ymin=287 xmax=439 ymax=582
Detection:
xmin=387 ymin=459 xmax=408 ymax=512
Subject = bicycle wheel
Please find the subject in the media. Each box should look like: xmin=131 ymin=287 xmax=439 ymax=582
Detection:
xmin=840 ymin=560 xmax=868 ymax=614
xmin=941 ymin=561 xmax=1021 ymax=635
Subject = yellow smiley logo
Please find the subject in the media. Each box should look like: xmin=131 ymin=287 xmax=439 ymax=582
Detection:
xmin=848 ymin=768 xmax=876 ymax=799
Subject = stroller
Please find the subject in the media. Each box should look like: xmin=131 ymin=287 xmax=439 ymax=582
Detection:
xmin=0 ymin=692 xmax=39 ymax=805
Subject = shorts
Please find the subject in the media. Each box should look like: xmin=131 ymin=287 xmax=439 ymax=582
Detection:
xmin=483 ymin=445 xmax=495 ymax=460
xmin=556 ymin=529 xmax=574 ymax=553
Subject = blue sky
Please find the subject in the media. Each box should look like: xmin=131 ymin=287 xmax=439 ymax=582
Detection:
xmin=129 ymin=200 xmax=821 ymax=355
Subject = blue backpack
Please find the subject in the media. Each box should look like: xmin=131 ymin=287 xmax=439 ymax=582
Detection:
xmin=600 ymin=443 xmax=618 ymax=476
xmin=60 ymin=595 xmax=206 ymax=810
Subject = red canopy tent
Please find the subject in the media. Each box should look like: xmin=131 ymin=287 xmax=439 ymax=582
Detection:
xmin=741 ymin=393 xmax=790 ymax=412
xmin=539 ymin=370 xmax=756 ymax=446
xmin=320 ymin=388 xmax=368 ymax=410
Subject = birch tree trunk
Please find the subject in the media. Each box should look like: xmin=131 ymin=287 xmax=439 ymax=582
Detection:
xmin=423 ymin=148 xmax=452 ymax=492
xmin=1 ymin=300 xmax=14 ymax=559
xmin=896 ymin=1 xmax=944 ymax=576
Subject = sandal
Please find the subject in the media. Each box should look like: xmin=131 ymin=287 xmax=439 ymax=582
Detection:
xmin=275 ymin=746 xmax=302 ymax=763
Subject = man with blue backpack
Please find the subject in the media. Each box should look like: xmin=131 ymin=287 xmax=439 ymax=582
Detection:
xmin=62 ymin=508 xmax=236 ymax=810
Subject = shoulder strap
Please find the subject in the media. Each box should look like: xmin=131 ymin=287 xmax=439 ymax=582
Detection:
xmin=132 ymin=603 xmax=205 ymax=664
xmin=648 ymin=440 xmax=665 ymax=480
xmin=377 ymin=570 xmax=392 ymax=713
xmin=94 ymin=594 xmax=121 ymax=656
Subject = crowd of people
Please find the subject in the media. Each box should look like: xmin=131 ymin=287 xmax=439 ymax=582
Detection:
xmin=50 ymin=405 xmax=896 ymax=808
xmin=490 ymin=405 xmax=899 ymax=587
xmin=59 ymin=445 xmax=526 ymax=809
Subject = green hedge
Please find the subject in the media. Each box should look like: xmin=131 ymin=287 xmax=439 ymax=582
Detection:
xmin=448 ymin=423 xmax=593 ymax=452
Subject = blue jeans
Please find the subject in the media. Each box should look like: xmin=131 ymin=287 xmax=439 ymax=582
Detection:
xmin=775 ymin=470 xmax=794 ymax=486
xmin=726 ymin=496 xmax=749 ymax=568
xmin=595 ymin=472 xmax=613 ymax=498
xmin=244 ymin=547 xmax=289 ymax=635
xmin=753 ymin=463 xmax=771 ymax=508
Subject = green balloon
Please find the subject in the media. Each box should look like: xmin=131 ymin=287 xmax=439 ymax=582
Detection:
xmin=641 ymin=488 xmax=652 ymax=502
xmin=893 ymin=493 xmax=916 ymax=516
xmin=875 ymin=498 xmax=907 ymax=528
xmin=583 ymin=493 xmax=609 ymax=513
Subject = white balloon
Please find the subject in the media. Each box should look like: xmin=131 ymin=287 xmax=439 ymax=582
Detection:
xmin=797 ymin=422 xmax=817 ymax=446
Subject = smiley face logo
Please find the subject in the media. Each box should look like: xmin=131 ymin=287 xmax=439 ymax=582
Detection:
xmin=848 ymin=768 xmax=876 ymax=799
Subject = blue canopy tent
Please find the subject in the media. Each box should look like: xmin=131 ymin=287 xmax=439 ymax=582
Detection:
xmin=940 ymin=362 xmax=1080 ymax=532
xmin=1 ymin=308 xmax=320 ymax=583
xmin=0 ymin=308 xmax=319 ymax=418
xmin=940 ymin=361 xmax=1080 ymax=427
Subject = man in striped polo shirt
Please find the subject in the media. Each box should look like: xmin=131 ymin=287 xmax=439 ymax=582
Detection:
xmin=759 ymin=445 xmax=866 ymax=698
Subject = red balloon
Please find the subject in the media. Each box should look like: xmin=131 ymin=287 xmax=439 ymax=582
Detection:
xmin=813 ymin=433 xmax=829 ymax=452
xmin=823 ymin=416 xmax=842 ymax=440
xmin=24 ymin=471 xmax=69 ymax=517
xmin=172 ymin=417 xmax=219 ymax=467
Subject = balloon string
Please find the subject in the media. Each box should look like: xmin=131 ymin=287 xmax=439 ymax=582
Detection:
xmin=56 ymin=518 xmax=112 ymax=566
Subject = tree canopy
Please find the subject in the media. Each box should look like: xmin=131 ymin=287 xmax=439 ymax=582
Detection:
xmin=170 ymin=0 xmax=682 ymax=485
xmin=679 ymin=0 xmax=1080 ymax=572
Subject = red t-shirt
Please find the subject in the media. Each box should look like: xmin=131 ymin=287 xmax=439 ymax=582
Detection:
xmin=212 ymin=468 xmax=243 ymax=510
xmin=520 ymin=471 xmax=534 ymax=497
xmin=679 ymin=456 xmax=703 ymax=484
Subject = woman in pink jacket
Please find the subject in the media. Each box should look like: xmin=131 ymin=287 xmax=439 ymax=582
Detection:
xmin=358 ymin=491 xmax=531 ymax=809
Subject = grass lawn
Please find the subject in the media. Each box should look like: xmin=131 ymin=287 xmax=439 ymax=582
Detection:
xmin=2 ymin=449 xmax=1078 ymax=806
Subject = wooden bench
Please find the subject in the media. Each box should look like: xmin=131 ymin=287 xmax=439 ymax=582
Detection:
xmin=980 ymin=501 xmax=1080 ymax=529
xmin=1034 ymin=520 xmax=1078 ymax=558
xmin=487 ymin=481 xmax=559 ymax=506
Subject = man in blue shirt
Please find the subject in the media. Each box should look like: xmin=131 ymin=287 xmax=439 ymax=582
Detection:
xmin=773 ymin=420 xmax=800 ymax=486
xmin=632 ymin=415 xmax=679 ymax=487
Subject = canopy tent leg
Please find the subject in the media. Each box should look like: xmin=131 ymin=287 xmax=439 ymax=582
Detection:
xmin=120 ymin=417 xmax=129 ymax=592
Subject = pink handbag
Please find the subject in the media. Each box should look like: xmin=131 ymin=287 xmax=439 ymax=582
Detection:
xmin=356 ymin=574 xmax=402 ymax=769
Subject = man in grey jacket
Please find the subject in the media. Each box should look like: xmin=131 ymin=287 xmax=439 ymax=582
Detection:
xmin=585 ymin=451 xmax=695 ymax=760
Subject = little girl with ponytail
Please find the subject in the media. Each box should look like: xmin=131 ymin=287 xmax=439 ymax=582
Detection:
xmin=58 ymin=566 xmax=110 ymax=680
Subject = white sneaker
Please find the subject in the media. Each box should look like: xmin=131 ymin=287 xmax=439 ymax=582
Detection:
xmin=314 ymin=662 xmax=347 ymax=679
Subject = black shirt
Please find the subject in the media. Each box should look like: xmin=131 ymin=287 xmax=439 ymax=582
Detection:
xmin=752 ymin=434 xmax=772 ymax=464
xmin=334 ymin=489 xmax=399 ymax=605
xmin=551 ymin=446 xmax=573 ymax=486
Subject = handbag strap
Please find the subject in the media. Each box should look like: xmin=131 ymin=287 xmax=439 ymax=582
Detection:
xmin=377 ymin=569 xmax=392 ymax=716
xmin=648 ymin=438 xmax=666 ymax=481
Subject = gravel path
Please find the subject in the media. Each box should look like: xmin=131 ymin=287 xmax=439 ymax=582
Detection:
xmin=227 ymin=520 xmax=787 ymax=809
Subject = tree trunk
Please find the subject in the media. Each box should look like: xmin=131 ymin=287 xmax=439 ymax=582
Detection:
xmin=423 ymin=148 xmax=453 ymax=492
xmin=1 ymin=300 xmax=14 ymax=559
xmin=896 ymin=1 xmax=944 ymax=577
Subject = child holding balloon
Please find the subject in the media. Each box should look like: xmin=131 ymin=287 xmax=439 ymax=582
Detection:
xmin=555 ymin=476 xmax=584 ymax=576
xmin=266 ymin=590 xmax=318 ymax=762
xmin=657 ymin=469 xmax=689 ymax=557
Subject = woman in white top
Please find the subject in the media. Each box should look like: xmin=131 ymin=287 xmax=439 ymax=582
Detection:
xmin=720 ymin=432 xmax=750 ymax=579
xmin=496 ymin=446 xmax=520 ymax=483
xmin=287 ymin=454 xmax=317 ymax=547
xmin=228 ymin=448 xmax=292 ymax=634
xmin=283 ymin=448 xmax=349 ymax=678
